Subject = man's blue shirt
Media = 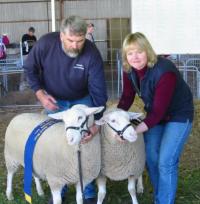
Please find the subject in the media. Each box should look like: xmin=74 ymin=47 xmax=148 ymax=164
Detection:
xmin=24 ymin=32 xmax=107 ymax=108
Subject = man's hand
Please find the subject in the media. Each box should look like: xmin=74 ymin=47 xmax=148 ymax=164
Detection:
xmin=36 ymin=89 xmax=59 ymax=111
xmin=81 ymin=124 xmax=100 ymax=144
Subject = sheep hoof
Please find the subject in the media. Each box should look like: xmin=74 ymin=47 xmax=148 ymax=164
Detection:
xmin=137 ymin=187 xmax=144 ymax=194
xmin=38 ymin=190 xmax=45 ymax=197
xmin=6 ymin=192 xmax=14 ymax=200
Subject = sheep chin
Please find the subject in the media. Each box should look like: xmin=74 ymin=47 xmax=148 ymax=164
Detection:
xmin=125 ymin=134 xmax=138 ymax=143
xmin=67 ymin=136 xmax=81 ymax=146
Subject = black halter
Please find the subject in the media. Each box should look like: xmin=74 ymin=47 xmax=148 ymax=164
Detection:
xmin=65 ymin=116 xmax=90 ymax=135
xmin=65 ymin=116 xmax=90 ymax=202
xmin=106 ymin=122 xmax=132 ymax=140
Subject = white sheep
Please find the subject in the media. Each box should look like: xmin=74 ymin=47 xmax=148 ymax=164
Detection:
xmin=95 ymin=108 xmax=145 ymax=204
xmin=4 ymin=104 xmax=104 ymax=204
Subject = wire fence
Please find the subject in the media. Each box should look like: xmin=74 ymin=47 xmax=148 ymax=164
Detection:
xmin=1 ymin=52 xmax=200 ymax=100
xmin=116 ymin=52 xmax=200 ymax=99
xmin=0 ymin=42 xmax=23 ymax=96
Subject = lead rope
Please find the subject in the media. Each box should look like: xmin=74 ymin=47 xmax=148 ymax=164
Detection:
xmin=77 ymin=145 xmax=85 ymax=203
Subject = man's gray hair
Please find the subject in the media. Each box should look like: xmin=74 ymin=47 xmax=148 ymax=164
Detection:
xmin=60 ymin=16 xmax=87 ymax=35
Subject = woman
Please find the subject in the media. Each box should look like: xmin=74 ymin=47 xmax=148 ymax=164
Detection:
xmin=117 ymin=32 xmax=194 ymax=204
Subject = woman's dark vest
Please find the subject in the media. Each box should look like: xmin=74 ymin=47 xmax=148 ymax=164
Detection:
xmin=128 ymin=57 xmax=194 ymax=122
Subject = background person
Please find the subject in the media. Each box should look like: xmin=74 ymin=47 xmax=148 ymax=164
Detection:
xmin=20 ymin=27 xmax=37 ymax=91
xmin=2 ymin=33 xmax=10 ymax=46
xmin=0 ymin=33 xmax=10 ymax=60
xmin=86 ymin=23 xmax=95 ymax=43
xmin=0 ymin=35 xmax=7 ymax=60
xmin=24 ymin=15 xmax=107 ymax=204
xmin=117 ymin=32 xmax=194 ymax=204
xmin=21 ymin=26 xmax=37 ymax=57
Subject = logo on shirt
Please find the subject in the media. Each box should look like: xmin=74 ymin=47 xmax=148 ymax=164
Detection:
xmin=73 ymin=64 xmax=85 ymax=70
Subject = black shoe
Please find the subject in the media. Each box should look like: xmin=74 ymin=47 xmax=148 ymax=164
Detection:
xmin=84 ymin=197 xmax=97 ymax=204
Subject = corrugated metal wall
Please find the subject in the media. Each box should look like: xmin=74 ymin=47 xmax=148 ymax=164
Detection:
xmin=64 ymin=0 xmax=130 ymax=18
xmin=0 ymin=0 xmax=131 ymax=98
xmin=0 ymin=0 xmax=131 ymax=42
xmin=64 ymin=0 xmax=131 ymax=61
xmin=0 ymin=1 xmax=57 ymax=42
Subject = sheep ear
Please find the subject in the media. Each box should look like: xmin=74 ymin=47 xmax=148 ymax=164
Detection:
xmin=48 ymin=111 xmax=64 ymax=120
xmin=84 ymin=106 xmax=105 ymax=116
xmin=128 ymin=112 xmax=143 ymax=120
xmin=95 ymin=115 xmax=109 ymax=125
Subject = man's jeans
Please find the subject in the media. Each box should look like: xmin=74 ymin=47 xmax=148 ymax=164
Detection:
xmin=144 ymin=120 xmax=192 ymax=204
xmin=47 ymin=95 xmax=93 ymax=113
xmin=47 ymin=95 xmax=96 ymax=199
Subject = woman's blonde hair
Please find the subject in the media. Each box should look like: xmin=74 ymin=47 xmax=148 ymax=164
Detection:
xmin=122 ymin=32 xmax=157 ymax=72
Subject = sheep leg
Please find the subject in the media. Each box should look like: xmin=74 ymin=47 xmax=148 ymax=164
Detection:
xmin=5 ymin=160 xmax=19 ymax=201
xmin=34 ymin=176 xmax=44 ymax=196
xmin=51 ymin=190 xmax=62 ymax=204
xmin=136 ymin=175 xmax=144 ymax=194
xmin=76 ymin=182 xmax=83 ymax=204
xmin=6 ymin=170 xmax=15 ymax=200
xmin=97 ymin=176 xmax=107 ymax=204
xmin=128 ymin=176 xmax=138 ymax=204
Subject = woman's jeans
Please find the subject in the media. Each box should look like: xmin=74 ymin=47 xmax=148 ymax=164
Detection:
xmin=46 ymin=95 xmax=96 ymax=199
xmin=144 ymin=120 xmax=192 ymax=204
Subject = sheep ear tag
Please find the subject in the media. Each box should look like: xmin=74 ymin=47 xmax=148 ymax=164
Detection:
xmin=128 ymin=112 xmax=143 ymax=120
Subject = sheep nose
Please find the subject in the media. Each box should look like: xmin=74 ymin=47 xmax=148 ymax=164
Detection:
xmin=69 ymin=137 xmax=74 ymax=143
xmin=67 ymin=134 xmax=75 ymax=145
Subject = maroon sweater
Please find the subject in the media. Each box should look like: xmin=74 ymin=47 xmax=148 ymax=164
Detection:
xmin=118 ymin=67 xmax=177 ymax=128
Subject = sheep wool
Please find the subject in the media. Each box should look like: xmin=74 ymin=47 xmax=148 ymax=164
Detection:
xmin=100 ymin=108 xmax=145 ymax=181
xmin=4 ymin=112 xmax=101 ymax=192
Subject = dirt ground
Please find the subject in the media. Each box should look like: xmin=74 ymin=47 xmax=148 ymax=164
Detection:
xmin=0 ymin=106 xmax=42 ymax=157
xmin=0 ymin=90 xmax=41 ymax=176
xmin=0 ymin=89 xmax=38 ymax=106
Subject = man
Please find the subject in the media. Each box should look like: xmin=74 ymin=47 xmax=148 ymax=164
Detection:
xmin=86 ymin=23 xmax=95 ymax=43
xmin=24 ymin=16 xmax=107 ymax=204
xmin=0 ymin=35 xmax=6 ymax=60
xmin=2 ymin=33 xmax=10 ymax=46
xmin=20 ymin=27 xmax=37 ymax=91
xmin=21 ymin=26 xmax=37 ymax=57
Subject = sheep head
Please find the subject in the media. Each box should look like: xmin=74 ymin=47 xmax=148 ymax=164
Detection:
xmin=48 ymin=104 xmax=104 ymax=145
xmin=96 ymin=109 xmax=143 ymax=143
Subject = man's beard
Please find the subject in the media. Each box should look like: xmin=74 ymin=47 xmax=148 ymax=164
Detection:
xmin=61 ymin=43 xmax=82 ymax=58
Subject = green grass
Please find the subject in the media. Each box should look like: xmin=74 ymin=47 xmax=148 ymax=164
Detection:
xmin=0 ymin=167 xmax=199 ymax=204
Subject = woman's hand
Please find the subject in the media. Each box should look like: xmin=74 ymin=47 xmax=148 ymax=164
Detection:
xmin=81 ymin=124 xmax=100 ymax=144
xmin=135 ymin=122 xmax=148 ymax=134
